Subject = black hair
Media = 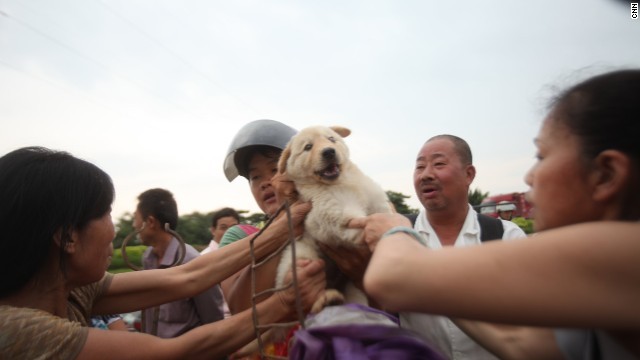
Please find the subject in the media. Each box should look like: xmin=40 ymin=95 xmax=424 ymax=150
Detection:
xmin=136 ymin=188 xmax=179 ymax=230
xmin=427 ymin=134 xmax=473 ymax=166
xmin=0 ymin=146 xmax=114 ymax=297
xmin=211 ymin=207 xmax=240 ymax=228
xmin=236 ymin=145 xmax=282 ymax=180
xmin=550 ymin=69 xmax=640 ymax=219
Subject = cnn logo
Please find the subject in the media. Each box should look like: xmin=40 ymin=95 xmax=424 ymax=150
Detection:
xmin=633 ymin=3 xmax=638 ymax=19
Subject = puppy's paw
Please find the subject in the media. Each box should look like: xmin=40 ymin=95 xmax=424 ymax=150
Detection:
xmin=310 ymin=289 xmax=345 ymax=314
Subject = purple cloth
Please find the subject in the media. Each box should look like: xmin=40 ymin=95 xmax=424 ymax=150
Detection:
xmin=289 ymin=304 xmax=445 ymax=360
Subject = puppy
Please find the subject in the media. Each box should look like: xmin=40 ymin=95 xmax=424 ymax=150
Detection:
xmin=276 ymin=125 xmax=392 ymax=312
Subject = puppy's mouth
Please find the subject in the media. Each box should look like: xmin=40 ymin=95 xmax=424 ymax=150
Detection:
xmin=317 ymin=162 xmax=341 ymax=181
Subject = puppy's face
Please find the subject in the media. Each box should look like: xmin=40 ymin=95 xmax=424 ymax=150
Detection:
xmin=279 ymin=126 xmax=351 ymax=185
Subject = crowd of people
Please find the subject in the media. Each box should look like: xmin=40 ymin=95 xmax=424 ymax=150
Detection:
xmin=0 ymin=68 xmax=638 ymax=359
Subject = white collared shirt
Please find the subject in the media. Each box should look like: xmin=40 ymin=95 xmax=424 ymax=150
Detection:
xmin=400 ymin=205 xmax=526 ymax=360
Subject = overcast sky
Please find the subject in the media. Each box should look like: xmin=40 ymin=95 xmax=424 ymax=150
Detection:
xmin=1 ymin=0 xmax=638 ymax=219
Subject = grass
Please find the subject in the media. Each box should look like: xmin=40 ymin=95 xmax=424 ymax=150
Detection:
xmin=109 ymin=245 xmax=147 ymax=272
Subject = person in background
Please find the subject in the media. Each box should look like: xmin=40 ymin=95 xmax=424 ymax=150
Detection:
xmin=134 ymin=188 xmax=225 ymax=337
xmin=496 ymin=201 xmax=516 ymax=221
xmin=396 ymin=134 xmax=526 ymax=360
xmin=355 ymin=69 xmax=640 ymax=359
xmin=0 ymin=146 xmax=324 ymax=359
xmin=201 ymin=207 xmax=241 ymax=255
xmin=202 ymin=207 xmax=257 ymax=319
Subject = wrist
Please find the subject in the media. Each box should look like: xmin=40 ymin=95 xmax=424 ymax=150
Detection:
xmin=381 ymin=226 xmax=426 ymax=246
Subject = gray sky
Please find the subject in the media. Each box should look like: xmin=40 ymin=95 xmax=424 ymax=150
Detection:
xmin=1 ymin=0 xmax=638 ymax=218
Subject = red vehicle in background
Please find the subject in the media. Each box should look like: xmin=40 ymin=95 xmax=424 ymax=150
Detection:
xmin=474 ymin=192 xmax=534 ymax=219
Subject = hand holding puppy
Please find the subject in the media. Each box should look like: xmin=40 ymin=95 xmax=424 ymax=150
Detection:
xmin=348 ymin=213 xmax=413 ymax=251
xmin=277 ymin=258 xmax=326 ymax=315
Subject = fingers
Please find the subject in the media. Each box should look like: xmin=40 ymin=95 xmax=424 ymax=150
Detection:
xmin=273 ymin=173 xmax=299 ymax=204
xmin=348 ymin=217 xmax=367 ymax=229
xmin=279 ymin=258 xmax=326 ymax=312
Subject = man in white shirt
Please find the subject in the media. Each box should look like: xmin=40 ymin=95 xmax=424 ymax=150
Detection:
xmin=201 ymin=207 xmax=240 ymax=255
xmin=402 ymin=134 xmax=526 ymax=360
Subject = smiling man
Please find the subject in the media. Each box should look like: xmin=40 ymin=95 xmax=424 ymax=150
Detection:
xmin=402 ymin=134 xmax=526 ymax=360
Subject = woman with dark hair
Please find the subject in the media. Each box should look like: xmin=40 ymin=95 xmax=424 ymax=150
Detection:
xmin=0 ymin=146 xmax=326 ymax=359
xmin=353 ymin=69 xmax=640 ymax=359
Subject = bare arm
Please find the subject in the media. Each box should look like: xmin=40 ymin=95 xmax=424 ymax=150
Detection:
xmin=452 ymin=319 xmax=564 ymax=360
xmin=357 ymin=217 xmax=640 ymax=328
xmin=94 ymin=202 xmax=310 ymax=315
xmin=78 ymin=258 xmax=325 ymax=360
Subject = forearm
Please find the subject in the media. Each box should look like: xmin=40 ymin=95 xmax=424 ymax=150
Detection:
xmin=79 ymin=294 xmax=293 ymax=360
xmin=452 ymin=319 xmax=564 ymax=360
xmin=366 ymin=222 xmax=640 ymax=328
xmin=99 ymin=222 xmax=289 ymax=314
xmin=223 ymin=254 xmax=282 ymax=314
xmin=171 ymin=294 xmax=292 ymax=359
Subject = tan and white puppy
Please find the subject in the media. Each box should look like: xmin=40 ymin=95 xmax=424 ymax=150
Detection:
xmin=276 ymin=125 xmax=392 ymax=312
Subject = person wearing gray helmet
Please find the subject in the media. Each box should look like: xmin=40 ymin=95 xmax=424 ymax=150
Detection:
xmin=222 ymin=119 xmax=298 ymax=219
xmin=219 ymin=119 xmax=307 ymax=357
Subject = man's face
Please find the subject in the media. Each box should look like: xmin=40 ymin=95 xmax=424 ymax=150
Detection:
xmin=413 ymin=138 xmax=475 ymax=212
xmin=498 ymin=210 xmax=513 ymax=221
xmin=212 ymin=216 xmax=238 ymax=241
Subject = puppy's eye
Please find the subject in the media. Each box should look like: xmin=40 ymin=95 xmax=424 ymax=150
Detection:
xmin=328 ymin=136 xmax=336 ymax=143
xmin=304 ymin=144 xmax=312 ymax=151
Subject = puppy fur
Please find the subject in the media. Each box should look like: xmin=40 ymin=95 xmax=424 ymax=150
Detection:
xmin=276 ymin=125 xmax=392 ymax=311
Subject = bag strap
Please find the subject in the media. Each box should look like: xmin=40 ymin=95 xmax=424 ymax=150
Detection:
xmin=476 ymin=213 xmax=504 ymax=242
xmin=403 ymin=212 xmax=504 ymax=242
xmin=403 ymin=213 xmax=418 ymax=226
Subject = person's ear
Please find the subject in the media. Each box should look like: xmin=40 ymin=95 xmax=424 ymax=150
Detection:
xmin=54 ymin=228 xmax=77 ymax=254
xmin=145 ymin=215 xmax=159 ymax=230
xmin=590 ymin=150 xmax=630 ymax=203
xmin=465 ymin=164 xmax=476 ymax=185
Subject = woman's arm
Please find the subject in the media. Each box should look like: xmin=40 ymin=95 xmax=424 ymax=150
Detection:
xmin=94 ymin=202 xmax=310 ymax=315
xmin=357 ymin=216 xmax=640 ymax=328
xmin=78 ymin=258 xmax=325 ymax=360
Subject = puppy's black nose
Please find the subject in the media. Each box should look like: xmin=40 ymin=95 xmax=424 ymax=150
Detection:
xmin=322 ymin=148 xmax=336 ymax=160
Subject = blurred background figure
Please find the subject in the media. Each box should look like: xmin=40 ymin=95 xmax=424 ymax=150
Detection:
xmin=201 ymin=207 xmax=240 ymax=255
xmin=496 ymin=201 xmax=517 ymax=221
xmin=134 ymin=188 xmax=225 ymax=337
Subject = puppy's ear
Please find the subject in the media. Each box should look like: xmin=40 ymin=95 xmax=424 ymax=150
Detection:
xmin=278 ymin=144 xmax=291 ymax=174
xmin=330 ymin=126 xmax=351 ymax=138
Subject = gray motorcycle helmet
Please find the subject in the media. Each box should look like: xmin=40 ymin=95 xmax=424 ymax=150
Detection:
xmin=223 ymin=119 xmax=297 ymax=182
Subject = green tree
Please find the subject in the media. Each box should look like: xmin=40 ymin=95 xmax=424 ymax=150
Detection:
xmin=113 ymin=212 xmax=135 ymax=249
xmin=468 ymin=187 xmax=489 ymax=206
xmin=242 ymin=212 xmax=267 ymax=226
xmin=386 ymin=190 xmax=419 ymax=214
xmin=177 ymin=211 xmax=214 ymax=245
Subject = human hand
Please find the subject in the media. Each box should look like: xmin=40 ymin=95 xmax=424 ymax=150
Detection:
xmin=278 ymin=258 xmax=326 ymax=315
xmin=317 ymin=242 xmax=371 ymax=291
xmin=272 ymin=172 xmax=298 ymax=205
xmin=348 ymin=213 xmax=412 ymax=251
xmin=271 ymin=201 xmax=311 ymax=241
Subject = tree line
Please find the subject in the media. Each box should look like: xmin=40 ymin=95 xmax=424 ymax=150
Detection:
xmin=113 ymin=188 xmax=501 ymax=248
